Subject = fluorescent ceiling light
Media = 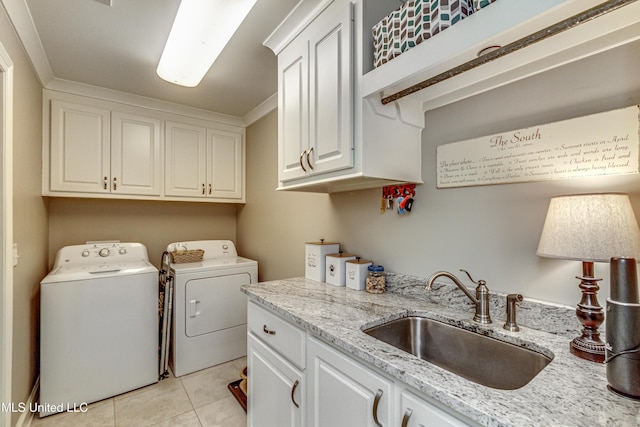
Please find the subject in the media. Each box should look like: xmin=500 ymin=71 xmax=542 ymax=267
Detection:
xmin=157 ymin=0 xmax=257 ymax=87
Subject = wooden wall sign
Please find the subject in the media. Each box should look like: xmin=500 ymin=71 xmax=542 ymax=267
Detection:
xmin=436 ymin=106 xmax=640 ymax=188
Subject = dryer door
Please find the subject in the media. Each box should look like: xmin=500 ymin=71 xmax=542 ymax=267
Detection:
xmin=185 ymin=272 xmax=250 ymax=337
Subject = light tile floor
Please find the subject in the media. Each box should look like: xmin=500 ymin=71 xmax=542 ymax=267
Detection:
xmin=31 ymin=357 xmax=247 ymax=427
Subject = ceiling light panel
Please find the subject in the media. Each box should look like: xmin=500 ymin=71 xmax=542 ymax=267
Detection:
xmin=157 ymin=0 xmax=257 ymax=87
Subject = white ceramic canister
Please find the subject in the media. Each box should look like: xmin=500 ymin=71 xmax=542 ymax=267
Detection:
xmin=325 ymin=253 xmax=357 ymax=286
xmin=305 ymin=241 xmax=340 ymax=282
xmin=346 ymin=258 xmax=373 ymax=290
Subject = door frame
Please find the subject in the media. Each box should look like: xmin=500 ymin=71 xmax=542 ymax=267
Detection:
xmin=0 ymin=41 xmax=14 ymax=425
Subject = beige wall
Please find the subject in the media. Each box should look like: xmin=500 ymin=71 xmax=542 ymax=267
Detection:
xmin=237 ymin=109 xmax=340 ymax=281
xmin=239 ymin=53 xmax=640 ymax=308
xmin=1 ymin=5 xmax=49 ymax=425
xmin=48 ymin=198 xmax=237 ymax=269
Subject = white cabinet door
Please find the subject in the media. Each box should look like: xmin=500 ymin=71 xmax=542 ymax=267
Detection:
xmin=248 ymin=333 xmax=304 ymax=427
xmin=50 ymin=100 xmax=110 ymax=193
xmin=307 ymin=2 xmax=353 ymax=176
xmin=207 ymin=129 xmax=243 ymax=199
xmin=111 ymin=112 xmax=161 ymax=196
xmin=399 ymin=389 xmax=470 ymax=427
xmin=278 ymin=34 xmax=309 ymax=182
xmin=164 ymin=121 xmax=207 ymax=197
xmin=307 ymin=336 xmax=392 ymax=427
xmin=277 ymin=1 xmax=354 ymax=184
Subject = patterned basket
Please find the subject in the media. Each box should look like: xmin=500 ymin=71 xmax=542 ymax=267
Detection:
xmin=372 ymin=0 xmax=474 ymax=67
xmin=170 ymin=249 xmax=204 ymax=264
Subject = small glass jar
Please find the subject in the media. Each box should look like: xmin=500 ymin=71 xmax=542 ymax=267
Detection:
xmin=366 ymin=265 xmax=386 ymax=294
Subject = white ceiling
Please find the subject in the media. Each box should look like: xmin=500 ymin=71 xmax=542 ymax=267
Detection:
xmin=13 ymin=0 xmax=300 ymax=117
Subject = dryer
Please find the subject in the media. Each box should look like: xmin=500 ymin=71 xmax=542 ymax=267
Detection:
xmin=167 ymin=240 xmax=257 ymax=376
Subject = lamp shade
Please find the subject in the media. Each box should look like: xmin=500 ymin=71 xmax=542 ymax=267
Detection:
xmin=537 ymin=193 xmax=640 ymax=262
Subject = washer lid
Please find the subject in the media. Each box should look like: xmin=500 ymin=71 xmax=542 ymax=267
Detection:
xmin=41 ymin=260 xmax=157 ymax=284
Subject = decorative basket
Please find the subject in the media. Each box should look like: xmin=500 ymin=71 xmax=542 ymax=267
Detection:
xmin=170 ymin=249 xmax=204 ymax=264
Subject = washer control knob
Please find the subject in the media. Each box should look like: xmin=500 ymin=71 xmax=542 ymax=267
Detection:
xmin=118 ymin=248 xmax=127 ymax=255
xmin=98 ymin=248 xmax=110 ymax=257
xmin=81 ymin=250 xmax=90 ymax=257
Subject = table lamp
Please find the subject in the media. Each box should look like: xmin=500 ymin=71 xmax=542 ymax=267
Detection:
xmin=536 ymin=193 xmax=640 ymax=363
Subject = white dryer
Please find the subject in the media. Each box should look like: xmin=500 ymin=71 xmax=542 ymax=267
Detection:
xmin=167 ymin=240 xmax=257 ymax=377
xmin=40 ymin=242 xmax=158 ymax=417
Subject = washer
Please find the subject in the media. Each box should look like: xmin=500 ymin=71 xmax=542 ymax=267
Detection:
xmin=40 ymin=242 xmax=158 ymax=417
xmin=167 ymin=240 xmax=257 ymax=377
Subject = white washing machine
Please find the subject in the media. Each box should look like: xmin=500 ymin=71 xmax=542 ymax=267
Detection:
xmin=40 ymin=242 xmax=158 ymax=417
xmin=167 ymin=240 xmax=257 ymax=377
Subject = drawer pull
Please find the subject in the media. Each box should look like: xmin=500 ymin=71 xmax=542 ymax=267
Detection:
xmin=401 ymin=408 xmax=413 ymax=427
xmin=291 ymin=379 xmax=300 ymax=408
xmin=299 ymin=150 xmax=307 ymax=172
xmin=263 ymin=325 xmax=276 ymax=335
xmin=373 ymin=388 xmax=383 ymax=427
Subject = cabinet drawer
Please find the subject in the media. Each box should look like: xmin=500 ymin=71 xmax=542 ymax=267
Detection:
xmin=248 ymin=302 xmax=306 ymax=369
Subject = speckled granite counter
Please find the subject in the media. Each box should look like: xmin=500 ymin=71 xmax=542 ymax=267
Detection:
xmin=242 ymin=276 xmax=640 ymax=427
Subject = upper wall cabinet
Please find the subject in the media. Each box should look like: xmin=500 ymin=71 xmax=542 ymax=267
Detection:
xmin=265 ymin=0 xmax=424 ymax=193
xmin=165 ymin=122 xmax=244 ymax=200
xmin=49 ymin=100 xmax=113 ymax=194
xmin=278 ymin=2 xmax=354 ymax=184
xmin=43 ymin=90 xmax=245 ymax=203
xmin=49 ymin=101 xmax=161 ymax=196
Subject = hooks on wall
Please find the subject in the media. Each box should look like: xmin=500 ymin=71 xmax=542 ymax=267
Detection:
xmin=380 ymin=183 xmax=416 ymax=215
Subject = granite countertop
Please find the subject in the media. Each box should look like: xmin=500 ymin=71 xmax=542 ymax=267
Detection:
xmin=241 ymin=276 xmax=640 ymax=427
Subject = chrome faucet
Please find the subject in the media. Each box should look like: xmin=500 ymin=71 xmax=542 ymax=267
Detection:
xmin=426 ymin=270 xmax=492 ymax=324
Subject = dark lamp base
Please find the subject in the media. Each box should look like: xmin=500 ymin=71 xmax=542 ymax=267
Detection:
xmin=570 ymin=261 xmax=606 ymax=363
xmin=570 ymin=337 xmax=605 ymax=363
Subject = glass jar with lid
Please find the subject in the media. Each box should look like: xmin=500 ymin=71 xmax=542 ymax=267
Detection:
xmin=366 ymin=265 xmax=386 ymax=294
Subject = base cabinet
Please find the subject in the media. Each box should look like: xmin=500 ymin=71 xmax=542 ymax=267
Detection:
xmin=307 ymin=336 xmax=392 ymax=427
xmin=247 ymin=301 xmax=478 ymax=427
xmin=398 ymin=388 xmax=470 ymax=427
xmin=248 ymin=333 xmax=304 ymax=427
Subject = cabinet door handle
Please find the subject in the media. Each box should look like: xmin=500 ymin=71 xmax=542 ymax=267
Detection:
xmin=299 ymin=150 xmax=307 ymax=172
xmin=202 ymin=183 xmax=205 ymax=195
xmin=291 ymin=379 xmax=300 ymax=408
xmin=112 ymin=177 xmax=117 ymax=191
xmin=373 ymin=388 xmax=383 ymax=427
xmin=208 ymin=183 xmax=212 ymax=195
xmin=401 ymin=408 xmax=413 ymax=427
xmin=103 ymin=176 xmax=108 ymax=190
xmin=262 ymin=325 xmax=276 ymax=335
xmin=306 ymin=147 xmax=314 ymax=170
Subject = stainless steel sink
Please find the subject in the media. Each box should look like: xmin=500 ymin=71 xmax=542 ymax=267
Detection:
xmin=363 ymin=316 xmax=552 ymax=390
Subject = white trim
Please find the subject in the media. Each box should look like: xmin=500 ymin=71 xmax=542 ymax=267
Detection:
xmin=15 ymin=377 xmax=38 ymax=427
xmin=45 ymin=78 xmax=245 ymax=128
xmin=0 ymin=41 xmax=14 ymax=427
xmin=0 ymin=0 xmax=53 ymax=85
xmin=263 ymin=0 xmax=333 ymax=55
xmin=243 ymin=92 xmax=277 ymax=127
